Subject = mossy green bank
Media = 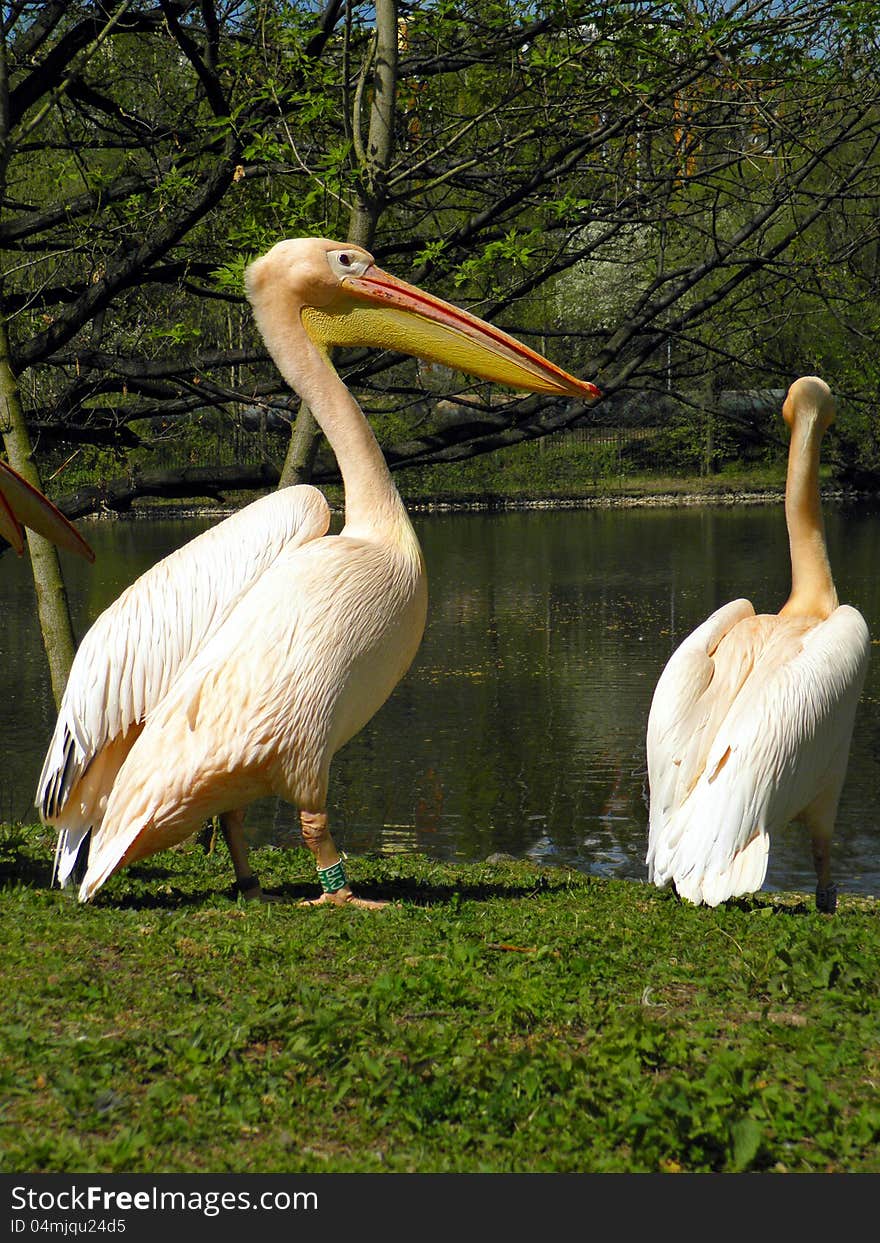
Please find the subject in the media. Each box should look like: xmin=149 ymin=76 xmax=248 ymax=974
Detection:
xmin=2 ymin=824 xmax=878 ymax=1175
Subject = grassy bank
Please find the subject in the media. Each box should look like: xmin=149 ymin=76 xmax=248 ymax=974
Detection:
xmin=392 ymin=435 xmax=797 ymax=507
xmin=2 ymin=824 xmax=878 ymax=1175
xmin=111 ymin=469 xmax=804 ymax=522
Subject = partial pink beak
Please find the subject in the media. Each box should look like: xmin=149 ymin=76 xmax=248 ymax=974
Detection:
xmin=0 ymin=460 xmax=94 ymax=561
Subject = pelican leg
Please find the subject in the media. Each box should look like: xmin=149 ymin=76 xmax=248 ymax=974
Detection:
xmin=805 ymin=794 xmax=839 ymax=914
xmin=298 ymin=809 xmax=387 ymax=909
xmin=810 ymin=827 xmax=837 ymax=914
xmin=220 ymin=809 xmax=271 ymax=902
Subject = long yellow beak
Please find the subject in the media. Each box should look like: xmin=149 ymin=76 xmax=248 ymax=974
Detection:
xmin=0 ymin=460 xmax=94 ymax=561
xmin=302 ymin=265 xmax=601 ymax=400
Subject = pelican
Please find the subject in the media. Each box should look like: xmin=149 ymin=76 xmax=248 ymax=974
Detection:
xmin=40 ymin=237 xmax=599 ymax=906
xmin=646 ymin=376 xmax=870 ymax=913
xmin=0 ymin=459 xmax=94 ymax=561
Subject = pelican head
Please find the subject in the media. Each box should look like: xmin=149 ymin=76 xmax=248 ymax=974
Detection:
xmin=245 ymin=237 xmax=601 ymax=400
xmin=782 ymin=375 xmax=836 ymax=436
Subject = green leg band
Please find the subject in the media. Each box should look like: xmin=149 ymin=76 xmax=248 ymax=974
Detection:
xmin=317 ymin=859 xmax=347 ymax=894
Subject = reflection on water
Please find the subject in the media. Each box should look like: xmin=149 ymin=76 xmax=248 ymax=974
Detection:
xmin=1 ymin=501 xmax=878 ymax=897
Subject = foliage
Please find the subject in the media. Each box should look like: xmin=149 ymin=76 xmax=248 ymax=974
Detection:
xmin=1 ymin=1 xmax=880 ymax=510
xmin=2 ymin=823 xmax=879 ymax=1174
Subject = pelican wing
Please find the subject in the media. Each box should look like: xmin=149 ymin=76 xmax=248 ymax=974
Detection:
xmin=646 ymin=598 xmax=757 ymax=824
xmin=39 ymin=485 xmax=330 ymax=879
xmin=647 ymin=604 xmax=870 ymax=905
xmin=78 ymin=532 xmax=423 ymax=901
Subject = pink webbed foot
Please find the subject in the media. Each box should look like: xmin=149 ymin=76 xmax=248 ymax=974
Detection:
xmin=298 ymin=810 xmax=387 ymax=909
xmin=299 ymin=888 xmax=388 ymax=910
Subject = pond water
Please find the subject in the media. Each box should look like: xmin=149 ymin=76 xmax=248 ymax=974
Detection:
xmin=1 ymin=500 xmax=878 ymax=897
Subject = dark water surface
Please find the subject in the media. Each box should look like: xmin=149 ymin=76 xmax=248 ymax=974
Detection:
xmin=1 ymin=501 xmax=878 ymax=897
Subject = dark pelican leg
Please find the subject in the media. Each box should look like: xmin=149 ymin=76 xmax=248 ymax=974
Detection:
xmin=298 ymin=809 xmax=387 ymax=909
xmin=220 ymin=808 xmax=269 ymax=901
xmin=803 ymin=789 xmax=840 ymax=914
xmin=810 ymin=824 xmax=837 ymax=914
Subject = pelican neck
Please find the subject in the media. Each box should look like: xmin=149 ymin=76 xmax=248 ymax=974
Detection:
xmin=779 ymin=410 xmax=837 ymax=620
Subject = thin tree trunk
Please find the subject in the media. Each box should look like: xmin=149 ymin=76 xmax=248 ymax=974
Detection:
xmin=279 ymin=0 xmax=398 ymax=488
xmin=0 ymin=321 xmax=77 ymax=705
xmin=278 ymin=402 xmax=320 ymax=487
xmin=0 ymin=22 xmax=76 ymax=707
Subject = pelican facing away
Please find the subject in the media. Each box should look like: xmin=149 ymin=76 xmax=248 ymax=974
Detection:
xmin=0 ymin=459 xmax=93 ymax=562
xmin=40 ymin=237 xmax=599 ymax=906
xmin=646 ymin=376 xmax=870 ymax=913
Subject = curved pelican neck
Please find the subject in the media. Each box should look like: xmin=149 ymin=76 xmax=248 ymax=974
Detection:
xmin=779 ymin=409 xmax=837 ymax=620
xmin=251 ymin=284 xmax=407 ymax=537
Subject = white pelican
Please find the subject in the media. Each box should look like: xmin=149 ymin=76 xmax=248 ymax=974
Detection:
xmin=40 ymin=237 xmax=599 ymax=906
xmin=0 ymin=459 xmax=94 ymax=562
xmin=646 ymin=376 xmax=870 ymax=913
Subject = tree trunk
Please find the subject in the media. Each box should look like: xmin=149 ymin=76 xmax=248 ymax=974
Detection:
xmin=0 ymin=22 xmax=76 ymax=708
xmin=0 ymin=320 xmax=77 ymax=706
xmin=278 ymin=403 xmax=321 ymax=487
xmin=278 ymin=0 xmax=398 ymax=489
xmin=704 ymin=374 xmax=721 ymax=477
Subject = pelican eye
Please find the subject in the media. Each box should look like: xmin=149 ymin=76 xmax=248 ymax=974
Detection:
xmin=329 ymin=249 xmax=370 ymax=279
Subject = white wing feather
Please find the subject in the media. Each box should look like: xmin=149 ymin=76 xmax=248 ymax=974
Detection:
xmin=647 ymin=602 xmax=870 ymax=905
xmin=38 ymin=486 xmax=330 ymax=881
xmin=646 ymin=598 xmax=756 ymax=827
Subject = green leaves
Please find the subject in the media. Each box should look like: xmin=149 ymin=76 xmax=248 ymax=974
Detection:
xmin=454 ymin=230 xmax=542 ymax=294
xmin=142 ymin=322 xmax=202 ymax=347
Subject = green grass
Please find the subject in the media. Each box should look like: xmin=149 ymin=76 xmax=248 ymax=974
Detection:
xmin=394 ymin=453 xmax=804 ymax=508
xmin=387 ymin=426 xmax=798 ymax=506
xmin=2 ymin=823 xmax=879 ymax=1175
